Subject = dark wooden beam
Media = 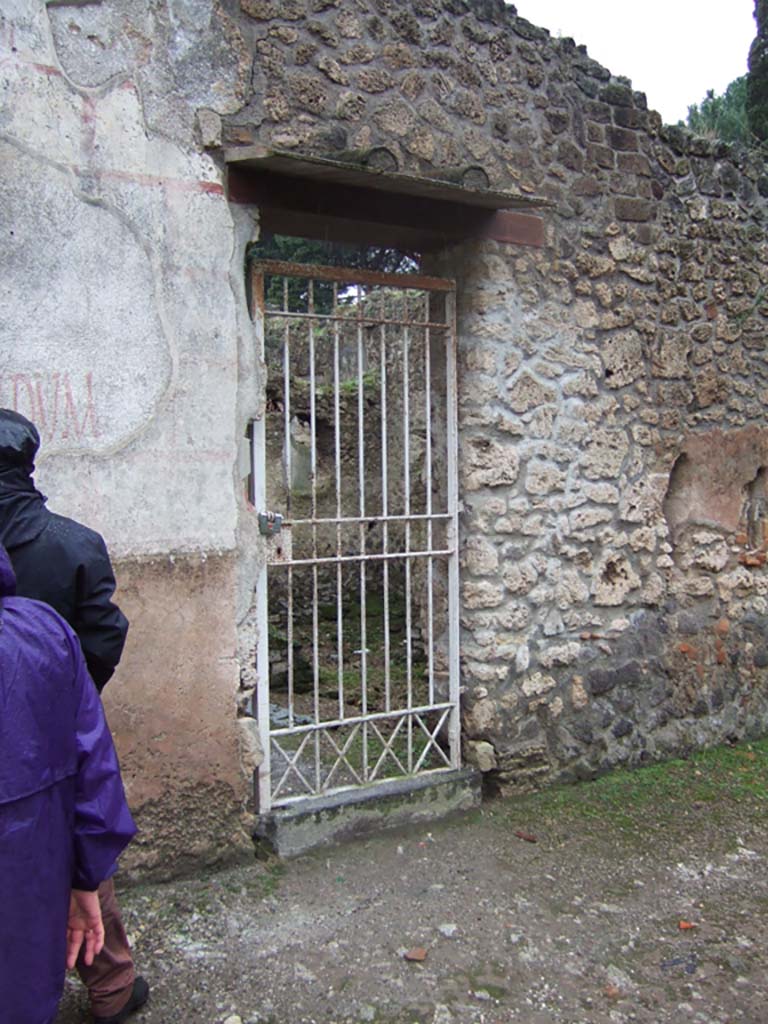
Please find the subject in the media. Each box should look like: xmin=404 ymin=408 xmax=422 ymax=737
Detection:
xmin=228 ymin=167 xmax=545 ymax=249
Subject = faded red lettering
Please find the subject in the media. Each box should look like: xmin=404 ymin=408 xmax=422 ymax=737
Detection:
xmin=3 ymin=372 xmax=98 ymax=442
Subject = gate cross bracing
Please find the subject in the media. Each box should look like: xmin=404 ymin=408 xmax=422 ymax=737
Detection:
xmin=251 ymin=260 xmax=460 ymax=813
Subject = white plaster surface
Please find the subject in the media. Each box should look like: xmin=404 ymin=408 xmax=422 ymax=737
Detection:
xmin=1 ymin=2 xmax=242 ymax=555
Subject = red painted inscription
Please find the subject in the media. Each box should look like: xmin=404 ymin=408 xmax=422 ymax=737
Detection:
xmin=1 ymin=372 xmax=99 ymax=441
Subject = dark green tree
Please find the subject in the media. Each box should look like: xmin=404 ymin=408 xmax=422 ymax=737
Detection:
xmin=748 ymin=0 xmax=768 ymax=142
xmin=685 ymin=76 xmax=749 ymax=143
xmin=246 ymin=235 xmax=418 ymax=314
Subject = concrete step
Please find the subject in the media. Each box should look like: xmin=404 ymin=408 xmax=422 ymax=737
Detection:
xmin=254 ymin=768 xmax=481 ymax=858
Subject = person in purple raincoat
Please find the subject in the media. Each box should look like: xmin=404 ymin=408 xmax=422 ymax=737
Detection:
xmin=0 ymin=544 xmax=136 ymax=1024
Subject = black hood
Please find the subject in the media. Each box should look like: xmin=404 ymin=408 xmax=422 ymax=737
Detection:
xmin=0 ymin=411 xmax=48 ymax=549
xmin=0 ymin=409 xmax=40 ymax=470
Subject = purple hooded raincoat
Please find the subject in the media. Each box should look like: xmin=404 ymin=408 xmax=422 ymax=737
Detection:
xmin=0 ymin=544 xmax=136 ymax=1024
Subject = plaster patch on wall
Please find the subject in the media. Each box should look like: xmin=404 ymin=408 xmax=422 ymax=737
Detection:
xmin=663 ymin=430 xmax=768 ymax=539
xmin=0 ymin=144 xmax=172 ymax=452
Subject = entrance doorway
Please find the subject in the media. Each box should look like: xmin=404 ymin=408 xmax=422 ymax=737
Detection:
xmin=250 ymin=258 xmax=461 ymax=812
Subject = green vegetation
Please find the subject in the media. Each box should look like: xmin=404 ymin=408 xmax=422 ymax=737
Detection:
xmin=684 ymin=75 xmax=750 ymax=143
xmin=496 ymin=738 xmax=768 ymax=842
xmin=748 ymin=0 xmax=768 ymax=142
xmin=247 ymin=234 xmax=418 ymax=314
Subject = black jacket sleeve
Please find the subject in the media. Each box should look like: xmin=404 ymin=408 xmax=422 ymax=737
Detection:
xmin=73 ymin=531 xmax=129 ymax=691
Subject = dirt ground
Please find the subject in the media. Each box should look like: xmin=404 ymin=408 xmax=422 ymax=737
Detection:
xmin=56 ymin=749 xmax=768 ymax=1024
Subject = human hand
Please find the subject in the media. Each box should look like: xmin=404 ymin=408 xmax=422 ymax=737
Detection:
xmin=66 ymin=889 xmax=105 ymax=968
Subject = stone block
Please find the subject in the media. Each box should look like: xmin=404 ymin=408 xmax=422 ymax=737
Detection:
xmin=607 ymin=126 xmax=639 ymax=151
xmin=614 ymin=197 xmax=655 ymax=222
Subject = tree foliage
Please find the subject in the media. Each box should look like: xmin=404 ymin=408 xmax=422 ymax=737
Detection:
xmin=247 ymin=235 xmax=419 ymax=314
xmin=748 ymin=0 xmax=768 ymax=142
xmin=684 ymin=76 xmax=750 ymax=143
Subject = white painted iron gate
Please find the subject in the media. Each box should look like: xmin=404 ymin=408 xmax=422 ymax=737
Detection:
xmin=251 ymin=260 xmax=460 ymax=812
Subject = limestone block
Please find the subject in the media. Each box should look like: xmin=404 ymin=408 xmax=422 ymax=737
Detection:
xmin=463 ymin=662 xmax=509 ymax=684
xmin=652 ymin=334 xmax=691 ymax=379
xmin=521 ymin=672 xmax=557 ymax=697
xmin=562 ymin=372 xmax=600 ymax=398
xmin=462 ymin=695 xmax=500 ymax=735
xmin=592 ymin=553 xmax=641 ymax=605
xmin=525 ymin=460 xmax=566 ymax=495
xmin=569 ymin=506 xmax=614 ymax=531
xmin=237 ymin=717 xmax=264 ymax=773
xmin=464 ymin=739 xmax=498 ymax=772
xmin=573 ymin=299 xmax=600 ymax=328
xmin=197 ymin=109 xmax=222 ymax=148
xmin=619 ymin=475 xmax=667 ymax=524
xmin=692 ymin=539 xmax=730 ymax=572
xmin=581 ymin=428 xmax=630 ymax=480
xmin=463 ymin=537 xmax=500 ymax=576
xmin=495 ymin=511 xmax=525 ymax=534
xmin=506 ymin=372 xmax=557 ymax=413
xmin=628 ymin=527 xmax=657 ymax=552
xmin=462 ymin=580 xmax=505 ymax=608
xmin=571 ymin=676 xmax=589 ymax=709
xmin=317 ymin=56 xmax=349 ymax=84
xmin=501 ymin=559 xmax=539 ymax=594
xmin=539 ymin=642 xmax=581 ymax=667
xmin=461 ymin=437 xmax=520 ymax=490
xmin=602 ymin=329 xmax=644 ymax=388
xmin=554 ymin=569 xmax=590 ymax=609
xmin=641 ymin=573 xmax=665 ymax=604
xmin=717 ymin=566 xmax=756 ymax=599
xmin=463 ymin=346 xmax=498 ymax=373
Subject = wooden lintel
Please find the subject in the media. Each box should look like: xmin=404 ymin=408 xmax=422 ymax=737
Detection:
xmin=228 ymin=167 xmax=545 ymax=250
xmin=482 ymin=210 xmax=545 ymax=248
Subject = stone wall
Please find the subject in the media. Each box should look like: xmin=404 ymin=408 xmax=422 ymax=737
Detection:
xmin=219 ymin=0 xmax=768 ymax=788
xmin=3 ymin=0 xmax=768 ymax=873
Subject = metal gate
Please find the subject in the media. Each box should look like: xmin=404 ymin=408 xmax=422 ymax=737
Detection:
xmin=250 ymin=260 xmax=460 ymax=812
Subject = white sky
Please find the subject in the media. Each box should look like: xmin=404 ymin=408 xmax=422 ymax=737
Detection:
xmin=512 ymin=0 xmax=756 ymax=124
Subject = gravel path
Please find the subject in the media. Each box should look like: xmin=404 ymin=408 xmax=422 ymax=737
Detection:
xmin=56 ymin=793 xmax=768 ymax=1024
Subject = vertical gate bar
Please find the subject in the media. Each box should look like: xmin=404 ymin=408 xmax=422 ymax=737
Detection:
xmin=356 ymin=283 xmax=369 ymax=780
xmin=423 ymin=295 xmax=435 ymax=708
xmin=333 ymin=283 xmax=345 ymax=721
xmin=308 ymin=279 xmax=321 ymax=792
xmin=251 ymin=268 xmax=272 ymax=813
xmin=283 ymin=277 xmax=293 ymax=517
xmin=380 ymin=321 xmax=391 ymax=713
xmin=283 ymin=277 xmax=295 ymax=732
xmin=402 ymin=316 xmax=414 ymax=773
xmin=445 ymin=288 xmax=461 ymax=769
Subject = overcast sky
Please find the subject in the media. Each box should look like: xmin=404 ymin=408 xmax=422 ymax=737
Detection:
xmin=512 ymin=0 xmax=756 ymax=124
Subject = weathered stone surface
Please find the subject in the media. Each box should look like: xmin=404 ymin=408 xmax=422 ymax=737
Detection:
xmin=592 ymin=553 xmax=641 ymax=605
xmin=581 ymin=429 xmax=630 ymax=479
xmin=463 ymin=580 xmax=506 ymax=609
xmin=463 ymin=537 xmax=500 ymax=575
xmin=462 ymin=437 xmax=520 ymax=490
xmin=602 ymin=330 xmax=644 ymax=388
xmin=507 ymin=372 xmax=557 ymax=413
xmin=464 ymin=739 xmax=498 ymax=772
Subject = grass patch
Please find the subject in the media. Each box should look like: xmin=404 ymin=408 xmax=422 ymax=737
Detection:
xmin=493 ymin=738 xmax=768 ymax=842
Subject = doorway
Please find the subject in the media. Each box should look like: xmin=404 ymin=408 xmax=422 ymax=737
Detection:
xmin=250 ymin=256 xmax=461 ymax=812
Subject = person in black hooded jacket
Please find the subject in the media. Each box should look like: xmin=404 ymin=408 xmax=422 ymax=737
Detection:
xmin=0 ymin=408 xmax=128 ymax=690
xmin=0 ymin=408 xmax=148 ymax=1023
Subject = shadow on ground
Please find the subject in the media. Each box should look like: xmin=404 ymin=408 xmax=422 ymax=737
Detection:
xmin=57 ymin=740 xmax=768 ymax=1023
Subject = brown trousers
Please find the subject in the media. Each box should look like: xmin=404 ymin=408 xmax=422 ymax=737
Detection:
xmin=76 ymin=878 xmax=136 ymax=1018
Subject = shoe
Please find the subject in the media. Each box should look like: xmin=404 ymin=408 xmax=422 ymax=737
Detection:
xmin=92 ymin=976 xmax=150 ymax=1024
